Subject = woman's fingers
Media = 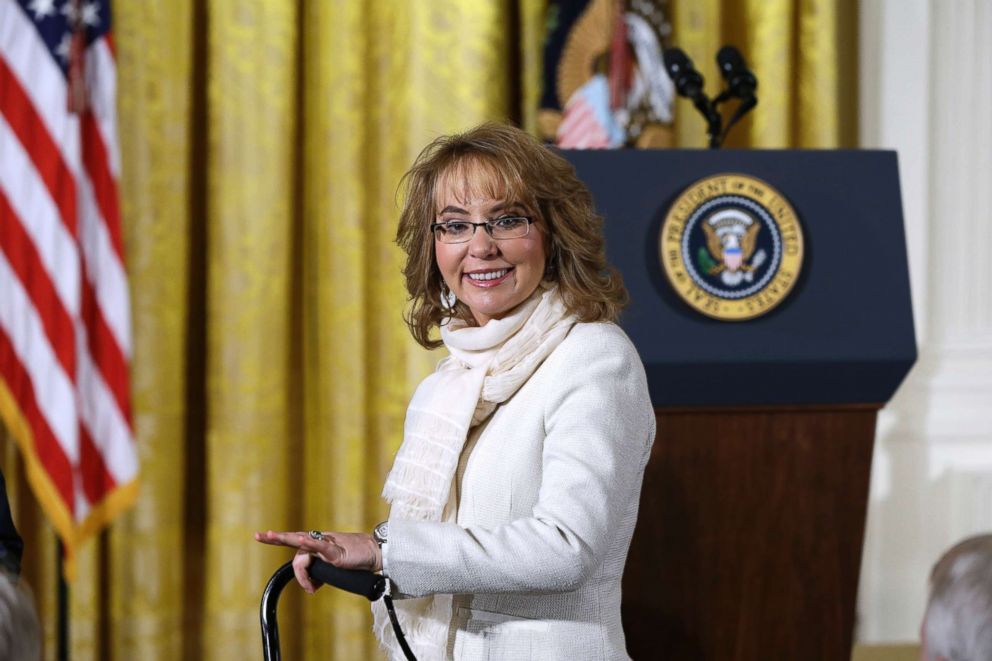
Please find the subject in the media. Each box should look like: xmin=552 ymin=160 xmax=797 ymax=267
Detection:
xmin=297 ymin=533 xmax=378 ymax=571
xmin=296 ymin=535 xmax=343 ymax=563
xmin=292 ymin=549 xmax=319 ymax=594
xmin=256 ymin=530 xmax=380 ymax=587
xmin=253 ymin=530 xmax=308 ymax=548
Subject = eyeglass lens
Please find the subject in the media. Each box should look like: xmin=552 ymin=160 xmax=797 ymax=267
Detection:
xmin=434 ymin=217 xmax=530 ymax=243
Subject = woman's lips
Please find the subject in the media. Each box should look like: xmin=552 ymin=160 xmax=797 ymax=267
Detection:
xmin=464 ymin=267 xmax=513 ymax=287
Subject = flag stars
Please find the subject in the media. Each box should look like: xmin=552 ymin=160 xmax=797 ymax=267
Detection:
xmin=59 ymin=1 xmax=78 ymax=24
xmin=55 ymin=31 xmax=72 ymax=63
xmin=81 ymin=2 xmax=100 ymax=27
xmin=27 ymin=0 xmax=57 ymax=20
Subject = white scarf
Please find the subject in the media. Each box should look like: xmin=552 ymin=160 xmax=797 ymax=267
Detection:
xmin=373 ymin=284 xmax=576 ymax=661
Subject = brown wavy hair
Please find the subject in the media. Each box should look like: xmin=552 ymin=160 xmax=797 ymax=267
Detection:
xmin=396 ymin=122 xmax=628 ymax=349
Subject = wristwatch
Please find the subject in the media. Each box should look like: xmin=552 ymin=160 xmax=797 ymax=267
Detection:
xmin=373 ymin=521 xmax=388 ymax=547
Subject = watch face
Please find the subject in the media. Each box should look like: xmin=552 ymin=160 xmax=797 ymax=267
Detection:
xmin=374 ymin=521 xmax=388 ymax=544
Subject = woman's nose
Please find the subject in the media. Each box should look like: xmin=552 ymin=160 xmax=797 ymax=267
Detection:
xmin=468 ymin=225 xmax=498 ymax=256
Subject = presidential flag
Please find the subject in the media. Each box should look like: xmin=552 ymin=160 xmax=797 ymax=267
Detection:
xmin=539 ymin=0 xmax=675 ymax=149
xmin=0 ymin=0 xmax=138 ymax=577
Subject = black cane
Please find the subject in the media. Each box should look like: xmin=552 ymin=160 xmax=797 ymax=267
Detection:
xmin=260 ymin=560 xmax=393 ymax=661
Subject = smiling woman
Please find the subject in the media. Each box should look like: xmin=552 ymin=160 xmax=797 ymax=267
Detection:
xmin=431 ymin=176 xmax=547 ymax=325
xmin=257 ymin=123 xmax=654 ymax=661
xmin=395 ymin=124 xmax=629 ymax=348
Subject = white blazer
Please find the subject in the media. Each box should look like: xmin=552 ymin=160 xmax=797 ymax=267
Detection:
xmin=385 ymin=322 xmax=656 ymax=660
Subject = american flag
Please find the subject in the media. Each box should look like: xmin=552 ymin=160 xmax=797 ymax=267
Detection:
xmin=556 ymin=75 xmax=624 ymax=150
xmin=0 ymin=0 xmax=137 ymax=577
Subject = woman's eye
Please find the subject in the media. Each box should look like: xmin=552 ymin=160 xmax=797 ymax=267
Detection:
xmin=443 ymin=222 xmax=471 ymax=235
xmin=493 ymin=217 xmax=524 ymax=229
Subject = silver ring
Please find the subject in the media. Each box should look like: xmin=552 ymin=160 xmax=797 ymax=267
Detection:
xmin=308 ymin=529 xmax=324 ymax=541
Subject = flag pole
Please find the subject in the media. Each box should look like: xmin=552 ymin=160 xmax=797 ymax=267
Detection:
xmin=57 ymin=540 xmax=69 ymax=661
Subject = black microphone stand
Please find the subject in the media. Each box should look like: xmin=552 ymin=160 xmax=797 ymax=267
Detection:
xmin=702 ymin=99 xmax=723 ymax=150
xmin=712 ymin=45 xmax=759 ymax=146
xmin=663 ymin=45 xmax=759 ymax=149
xmin=663 ymin=48 xmax=722 ymax=149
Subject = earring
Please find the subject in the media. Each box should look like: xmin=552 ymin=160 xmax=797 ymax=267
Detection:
xmin=440 ymin=283 xmax=457 ymax=313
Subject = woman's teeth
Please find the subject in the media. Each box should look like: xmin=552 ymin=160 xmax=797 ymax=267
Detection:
xmin=467 ymin=269 xmax=509 ymax=281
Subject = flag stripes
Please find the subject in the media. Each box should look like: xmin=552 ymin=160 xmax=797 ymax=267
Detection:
xmin=0 ymin=190 xmax=77 ymax=376
xmin=1 ymin=0 xmax=138 ymax=576
xmin=0 ymin=252 xmax=79 ymax=470
xmin=0 ymin=58 xmax=80 ymax=238
xmin=0 ymin=327 xmax=76 ymax=505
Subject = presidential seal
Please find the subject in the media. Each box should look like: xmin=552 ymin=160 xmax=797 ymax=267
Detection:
xmin=659 ymin=173 xmax=804 ymax=321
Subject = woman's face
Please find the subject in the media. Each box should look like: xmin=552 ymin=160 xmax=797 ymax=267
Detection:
xmin=433 ymin=169 xmax=546 ymax=326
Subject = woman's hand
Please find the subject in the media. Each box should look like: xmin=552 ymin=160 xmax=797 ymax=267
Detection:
xmin=254 ymin=530 xmax=382 ymax=594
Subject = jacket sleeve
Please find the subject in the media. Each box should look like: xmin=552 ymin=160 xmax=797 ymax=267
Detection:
xmin=383 ymin=327 xmax=655 ymax=597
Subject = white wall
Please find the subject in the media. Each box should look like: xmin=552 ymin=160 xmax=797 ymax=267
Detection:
xmin=857 ymin=0 xmax=992 ymax=643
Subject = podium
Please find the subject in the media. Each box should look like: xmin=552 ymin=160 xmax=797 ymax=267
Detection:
xmin=564 ymin=150 xmax=916 ymax=660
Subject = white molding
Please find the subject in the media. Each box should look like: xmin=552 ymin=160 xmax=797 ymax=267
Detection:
xmin=859 ymin=0 xmax=931 ymax=339
xmin=926 ymin=0 xmax=992 ymax=344
xmin=857 ymin=0 xmax=992 ymax=645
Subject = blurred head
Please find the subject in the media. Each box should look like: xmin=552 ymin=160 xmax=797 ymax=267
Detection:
xmin=921 ymin=534 xmax=992 ymax=661
xmin=396 ymin=122 xmax=628 ymax=347
xmin=0 ymin=571 xmax=40 ymax=661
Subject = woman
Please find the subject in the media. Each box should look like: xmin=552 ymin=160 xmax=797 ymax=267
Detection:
xmin=256 ymin=123 xmax=655 ymax=660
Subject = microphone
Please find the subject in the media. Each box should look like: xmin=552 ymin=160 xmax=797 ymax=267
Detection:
xmin=663 ymin=48 xmax=706 ymax=101
xmin=716 ymin=46 xmax=757 ymax=99
xmin=663 ymin=48 xmax=721 ymax=148
xmin=713 ymin=45 xmax=758 ymax=146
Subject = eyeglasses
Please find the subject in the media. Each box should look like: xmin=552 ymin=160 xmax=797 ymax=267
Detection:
xmin=430 ymin=216 xmax=534 ymax=244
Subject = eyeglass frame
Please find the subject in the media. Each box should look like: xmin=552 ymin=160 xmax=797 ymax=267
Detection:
xmin=429 ymin=216 xmax=535 ymax=244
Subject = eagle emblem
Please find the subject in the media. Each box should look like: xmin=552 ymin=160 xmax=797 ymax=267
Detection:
xmin=659 ymin=173 xmax=805 ymax=321
xmin=698 ymin=209 xmax=767 ymax=287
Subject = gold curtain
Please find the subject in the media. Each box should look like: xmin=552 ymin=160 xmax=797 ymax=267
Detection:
xmin=0 ymin=1 xmax=854 ymax=659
